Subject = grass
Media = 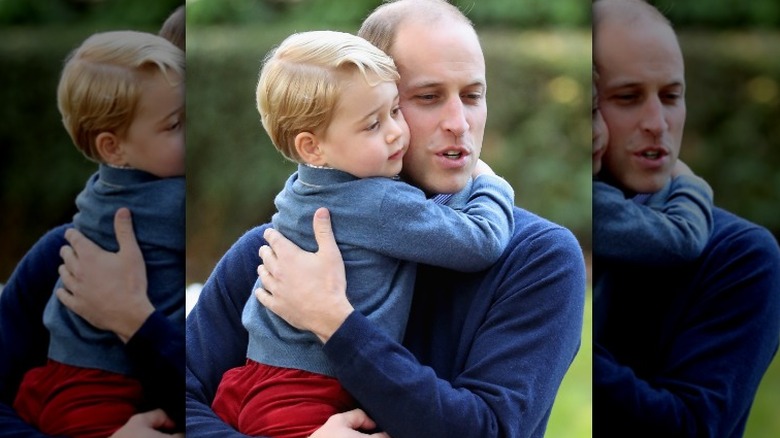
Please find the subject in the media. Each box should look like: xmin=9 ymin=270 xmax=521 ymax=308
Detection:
xmin=546 ymin=290 xmax=592 ymax=437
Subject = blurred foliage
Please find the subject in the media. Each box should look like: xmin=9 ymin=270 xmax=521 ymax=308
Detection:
xmin=547 ymin=289 xmax=593 ymax=437
xmin=185 ymin=0 xmax=589 ymax=27
xmin=678 ymin=32 xmax=780 ymax=237
xmin=185 ymin=25 xmax=592 ymax=283
xmin=0 ymin=0 xmax=182 ymax=27
xmin=651 ymin=0 xmax=780 ymax=28
xmin=746 ymin=354 xmax=780 ymax=438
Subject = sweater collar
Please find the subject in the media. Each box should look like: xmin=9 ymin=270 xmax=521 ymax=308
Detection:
xmin=296 ymin=163 xmax=361 ymax=186
xmin=98 ymin=163 xmax=160 ymax=186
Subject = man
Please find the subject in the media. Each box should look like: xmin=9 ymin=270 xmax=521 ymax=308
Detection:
xmin=186 ymin=0 xmax=585 ymax=436
xmin=592 ymin=0 xmax=780 ymax=436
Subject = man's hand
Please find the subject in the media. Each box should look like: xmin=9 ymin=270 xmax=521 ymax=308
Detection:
xmin=310 ymin=409 xmax=390 ymax=438
xmin=255 ymin=207 xmax=353 ymax=343
xmin=56 ymin=207 xmax=154 ymax=343
xmin=109 ymin=409 xmax=183 ymax=438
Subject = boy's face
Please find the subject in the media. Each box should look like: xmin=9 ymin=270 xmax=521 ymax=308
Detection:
xmin=596 ymin=16 xmax=686 ymax=193
xmin=317 ymin=73 xmax=409 ymax=178
xmin=120 ymin=69 xmax=185 ymax=177
xmin=391 ymin=18 xmax=487 ymax=195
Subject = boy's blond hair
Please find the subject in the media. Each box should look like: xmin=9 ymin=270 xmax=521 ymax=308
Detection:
xmin=57 ymin=30 xmax=184 ymax=162
xmin=256 ymin=30 xmax=399 ymax=162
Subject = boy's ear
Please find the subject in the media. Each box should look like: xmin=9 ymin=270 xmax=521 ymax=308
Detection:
xmin=95 ymin=132 xmax=126 ymax=166
xmin=294 ymin=132 xmax=327 ymax=166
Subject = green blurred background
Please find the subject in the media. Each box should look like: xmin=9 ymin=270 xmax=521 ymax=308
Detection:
xmin=1 ymin=0 xmax=779 ymax=436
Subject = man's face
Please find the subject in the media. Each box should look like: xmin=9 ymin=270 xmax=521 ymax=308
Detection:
xmin=390 ymin=19 xmax=487 ymax=195
xmin=595 ymin=16 xmax=686 ymax=193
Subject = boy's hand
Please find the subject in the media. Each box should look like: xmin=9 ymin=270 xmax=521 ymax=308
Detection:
xmin=672 ymin=159 xmax=694 ymax=178
xmin=472 ymin=159 xmax=496 ymax=178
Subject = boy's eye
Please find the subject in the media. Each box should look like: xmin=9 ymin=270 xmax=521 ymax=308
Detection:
xmin=367 ymin=121 xmax=380 ymax=131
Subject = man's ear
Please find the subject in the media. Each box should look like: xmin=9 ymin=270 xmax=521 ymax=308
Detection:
xmin=294 ymin=132 xmax=327 ymax=166
xmin=95 ymin=132 xmax=126 ymax=166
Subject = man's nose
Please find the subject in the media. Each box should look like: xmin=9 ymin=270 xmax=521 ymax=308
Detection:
xmin=639 ymin=96 xmax=668 ymax=136
xmin=441 ymin=96 xmax=469 ymax=138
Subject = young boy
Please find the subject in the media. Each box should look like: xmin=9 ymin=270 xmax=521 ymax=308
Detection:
xmin=592 ymin=66 xmax=714 ymax=267
xmin=12 ymin=30 xmax=185 ymax=438
xmin=210 ymin=30 xmax=515 ymax=437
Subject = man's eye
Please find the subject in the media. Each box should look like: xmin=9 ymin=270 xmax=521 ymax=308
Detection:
xmin=614 ymin=94 xmax=637 ymax=103
xmin=663 ymin=93 xmax=682 ymax=102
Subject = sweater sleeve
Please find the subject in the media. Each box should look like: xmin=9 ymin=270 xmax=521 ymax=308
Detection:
xmin=0 ymin=225 xmax=69 ymax=437
xmin=340 ymin=174 xmax=515 ymax=272
xmin=324 ymin=223 xmax=586 ymax=438
xmin=593 ymin=175 xmax=713 ymax=265
xmin=185 ymin=226 xmax=270 ymax=438
xmin=594 ymin=224 xmax=780 ymax=437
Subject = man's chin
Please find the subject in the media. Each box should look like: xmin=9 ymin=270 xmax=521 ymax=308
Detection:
xmin=401 ymin=169 xmax=471 ymax=195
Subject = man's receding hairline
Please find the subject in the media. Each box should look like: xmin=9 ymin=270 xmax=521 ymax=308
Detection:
xmin=594 ymin=0 xmax=672 ymax=31
xmin=361 ymin=0 xmax=474 ymax=56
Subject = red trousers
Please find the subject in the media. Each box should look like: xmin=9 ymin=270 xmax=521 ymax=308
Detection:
xmin=13 ymin=360 xmax=144 ymax=438
xmin=212 ymin=360 xmax=357 ymax=438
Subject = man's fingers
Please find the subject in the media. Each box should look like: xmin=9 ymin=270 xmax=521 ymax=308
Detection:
xmin=58 ymin=263 xmax=77 ymax=290
xmin=64 ymin=227 xmax=100 ymax=256
xmin=258 ymin=245 xmax=277 ymax=277
xmin=54 ymin=286 xmax=76 ymax=309
xmin=60 ymin=245 xmax=78 ymax=273
xmin=255 ymin=286 xmax=273 ymax=309
xmin=312 ymin=207 xmax=339 ymax=258
xmin=258 ymin=265 xmax=278 ymax=294
xmin=263 ymin=227 xmax=297 ymax=257
xmin=114 ymin=208 xmax=141 ymax=257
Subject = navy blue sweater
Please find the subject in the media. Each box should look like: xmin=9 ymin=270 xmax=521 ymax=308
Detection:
xmin=186 ymin=206 xmax=586 ymax=437
xmin=0 ymin=224 xmax=186 ymax=435
xmin=594 ymin=207 xmax=780 ymax=437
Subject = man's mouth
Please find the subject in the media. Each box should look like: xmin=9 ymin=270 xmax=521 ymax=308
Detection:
xmin=638 ymin=149 xmax=667 ymax=160
xmin=442 ymin=151 xmax=463 ymax=159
